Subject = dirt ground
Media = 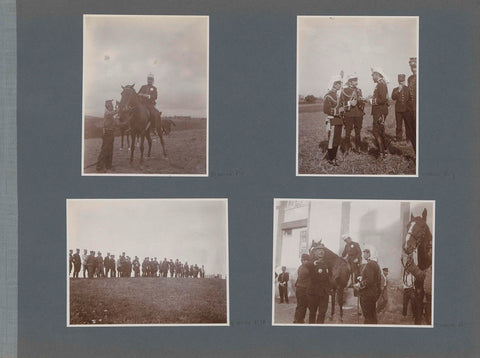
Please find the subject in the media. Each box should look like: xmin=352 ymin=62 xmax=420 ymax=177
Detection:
xmin=298 ymin=104 xmax=416 ymax=175
xmin=83 ymin=121 xmax=206 ymax=175
xmin=69 ymin=277 xmax=227 ymax=325
xmin=274 ymin=286 xmax=420 ymax=325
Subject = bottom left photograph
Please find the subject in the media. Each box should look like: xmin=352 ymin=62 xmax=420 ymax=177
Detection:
xmin=66 ymin=198 xmax=229 ymax=326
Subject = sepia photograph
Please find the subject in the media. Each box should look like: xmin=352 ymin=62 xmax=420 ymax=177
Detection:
xmin=82 ymin=15 xmax=208 ymax=176
xmin=67 ymin=199 xmax=228 ymax=326
xmin=273 ymin=199 xmax=434 ymax=327
xmin=297 ymin=16 xmax=418 ymax=176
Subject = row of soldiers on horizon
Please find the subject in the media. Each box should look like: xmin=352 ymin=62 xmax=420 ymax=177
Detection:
xmin=322 ymin=57 xmax=417 ymax=165
xmin=69 ymin=249 xmax=206 ymax=279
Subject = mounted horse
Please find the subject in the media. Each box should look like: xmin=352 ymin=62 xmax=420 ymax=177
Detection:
xmin=401 ymin=208 xmax=433 ymax=324
xmin=118 ymin=84 xmax=167 ymax=163
xmin=310 ymin=240 xmax=350 ymax=321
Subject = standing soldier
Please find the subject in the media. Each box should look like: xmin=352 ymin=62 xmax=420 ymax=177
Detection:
xmin=406 ymin=57 xmax=417 ymax=153
xmin=278 ymin=266 xmax=290 ymax=304
xmin=341 ymin=234 xmax=362 ymax=286
xmin=340 ymin=73 xmax=365 ymax=153
xmin=391 ymin=74 xmax=410 ymax=142
xmin=306 ymin=250 xmax=331 ymax=324
xmin=153 ymin=257 xmax=159 ymax=277
xmin=104 ymin=253 xmax=111 ymax=278
xmin=354 ymin=246 xmax=382 ymax=324
xmin=96 ymin=252 xmax=105 ymax=278
xmin=201 ymin=265 xmax=205 ymax=278
xmin=189 ymin=264 xmax=194 ymax=278
xmin=119 ymin=252 xmax=126 ymax=277
xmin=170 ymin=260 xmax=175 ymax=278
xmin=69 ymin=250 xmax=73 ymax=277
xmin=293 ymin=254 xmax=311 ymax=324
xmin=126 ymin=256 xmax=132 ymax=277
xmin=133 ymin=256 xmax=140 ymax=277
xmin=142 ymin=257 xmax=149 ymax=277
xmin=110 ymin=255 xmax=116 ymax=278
xmin=193 ymin=264 xmax=200 ymax=278
xmin=184 ymin=261 xmax=189 ymax=278
xmin=138 ymin=73 xmax=158 ymax=131
xmin=82 ymin=249 xmax=88 ymax=278
xmin=86 ymin=251 xmax=96 ymax=279
xmin=96 ymin=99 xmax=118 ymax=172
xmin=369 ymin=67 xmax=389 ymax=158
xmin=116 ymin=255 xmax=121 ymax=277
xmin=72 ymin=249 xmax=82 ymax=279
xmin=322 ymin=75 xmax=344 ymax=165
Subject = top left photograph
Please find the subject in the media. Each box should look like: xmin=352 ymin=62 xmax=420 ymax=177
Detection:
xmin=82 ymin=15 xmax=209 ymax=176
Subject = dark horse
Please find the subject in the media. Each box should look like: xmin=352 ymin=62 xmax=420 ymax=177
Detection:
xmin=118 ymin=84 xmax=167 ymax=163
xmin=310 ymin=240 xmax=350 ymax=321
xmin=115 ymin=100 xmax=131 ymax=149
xmin=402 ymin=208 xmax=433 ymax=324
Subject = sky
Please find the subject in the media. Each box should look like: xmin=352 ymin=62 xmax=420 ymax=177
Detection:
xmin=298 ymin=17 xmax=418 ymax=97
xmin=67 ymin=199 xmax=227 ymax=275
xmin=83 ymin=15 xmax=208 ymax=117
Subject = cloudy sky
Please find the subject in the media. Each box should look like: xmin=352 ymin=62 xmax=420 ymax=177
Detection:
xmin=67 ymin=199 xmax=227 ymax=275
xmin=83 ymin=15 xmax=208 ymax=117
xmin=298 ymin=16 xmax=418 ymax=97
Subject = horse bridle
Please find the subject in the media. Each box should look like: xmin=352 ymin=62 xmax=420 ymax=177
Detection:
xmin=402 ymin=221 xmax=427 ymax=284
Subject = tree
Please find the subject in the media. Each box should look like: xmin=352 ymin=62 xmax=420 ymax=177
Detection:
xmin=305 ymin=95 xmax=316 ymax=104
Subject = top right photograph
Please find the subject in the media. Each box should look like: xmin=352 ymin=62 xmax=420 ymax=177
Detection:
xmin=297 ymin=16 xmax=418 ymax=176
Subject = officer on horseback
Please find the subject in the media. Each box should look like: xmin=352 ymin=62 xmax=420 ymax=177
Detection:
xmin=138 ymin=73 xmax=158 ymax=132
xmin=341 ymin=234 xmax=362 ymax=286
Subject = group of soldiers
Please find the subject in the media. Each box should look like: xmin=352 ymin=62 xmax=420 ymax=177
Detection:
xmin=68 ymin=249 xmax=206 ymax=279
xmin=279 ymin=235 xmax=389 ymax=325
xmin=322 ymin=57 xmax=417 ymax=165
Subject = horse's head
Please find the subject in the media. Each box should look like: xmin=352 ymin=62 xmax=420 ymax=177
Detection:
xmin=119 ymin=84 xmax=136 ymax=110
xmin=403 ymin=209 xmax=433 ymax=266
xmin=309 ymin=240 xmax=326 ymax=261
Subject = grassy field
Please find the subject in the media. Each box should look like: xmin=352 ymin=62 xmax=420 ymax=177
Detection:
xmin=69 ymin=277 xmax=227 ymax=325
xmin=274 ymin=286 xmax=418 ymax=325
xmin=83 ymin=117 xmax=206 ymax=175
xmin=298 ymin=104 xmax=416 ymax=175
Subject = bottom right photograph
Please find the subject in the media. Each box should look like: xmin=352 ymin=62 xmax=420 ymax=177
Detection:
xmin=272 ymin=199 xmax=434 ymax=327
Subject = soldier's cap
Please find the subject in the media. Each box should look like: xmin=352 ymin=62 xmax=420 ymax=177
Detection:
xmin=147 ymin=73 xmax=154 ymax=79
xmin=383 ymin=267 xmax=389 ymax=272
xmin=398 ymin=74 xmax=406 ymax=82
xmin=301 ymin=254 xmax=310 ymax=260
xmin=347 ymin=73 xmax=358 ymax=81
xmin=97 ymin=251 xmax=101 ymax=255
xmin=281 ymin=266 xmax=287 ymax=270
xmin=409 ymin=57 xmax=417 ymax=66
xmin=342 ymin=234 xmax=351 ymax=241
xmin=105 ymin=99 xmax=113 ymax=106
xmin=363 ymin=248 xmax=370 ymax=252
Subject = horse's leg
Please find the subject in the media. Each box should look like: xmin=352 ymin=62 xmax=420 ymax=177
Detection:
xmin=157 ymin=126 xmax=167 ymax=157
xmin=120 ymin=129 xmax=124 ymax=149
xmin=338 ymin=288 xmax=344 ymax=322
xmin=130 ymin=132 xmax=135 ymax=163
xmin=140 ymin=134 xmax=145 ymax=163
xmin=330 ymin=291 xmax=336 ymax=320
xmin=146 ymin=131 xmax=152 ymax=157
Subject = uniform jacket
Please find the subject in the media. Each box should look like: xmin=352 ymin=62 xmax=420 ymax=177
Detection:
xmin=73 ymin=253 xmax=81 ymax=265
xmin=391 ymin=86 xmax=410 ymax=112
xmin=278 ymin=272 xmax=289 ymax=285
xmin=305 ymin=261 xmax=331 ymax=296
xmin=407 ymin=74 xmax=417 ymax=111
xmin=295 ymin=264 xmax=311 ymax=289
xmin=341 ymin=241 xmax=362 ymax=263
xmin=359 ymin=260 xmax=381 ymax=298
xmin=340 ymin=87 xmax=364 ymax=117
xmin=371 ymin=79 xmax=389 ymax=116
xmin=103 ymin=108 xmax=117 ymax=130
xmin=104 ymin=256 xmax=110 ymax=267
xmin=138 ymin=84 xmax=158 ymax=105
xmin=323 ymin=90 xmax=343 ymax=125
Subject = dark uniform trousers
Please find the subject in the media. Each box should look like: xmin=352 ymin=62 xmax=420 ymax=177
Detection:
xmin=395 ymin=111 xmax=407 ymax=140
xmin=404 ymin=111 xmax=416 ymax=152
xmin=402 ymin=287 xmax=416 ymax=316
xmin=308 ymin=293 xmax=329 ymax=324
xmin=344 ymin=117 xmax=363 ymax=151
xmin=96 ymin=129 xmax=114 ymax=171
xmin=372 ymin=114 xmax=386 ymax=156
xmin=278 ymin=283 xmax=289 ymax=303
xmin=294 ymin=286 xmax=308 ymax=323
xmin=360 ymin=295 xmax=378 ymax=324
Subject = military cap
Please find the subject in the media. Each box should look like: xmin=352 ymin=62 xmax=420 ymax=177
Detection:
xmin=398 ymin=74 xmax=406 ymax=82
xmin=409 ymin=57 xmax=417 ymax=66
